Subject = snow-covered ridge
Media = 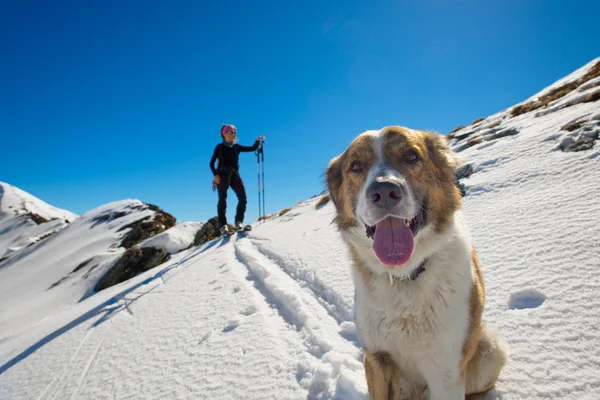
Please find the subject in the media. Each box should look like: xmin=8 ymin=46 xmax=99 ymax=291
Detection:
xmin=0 ymin=196 xmax=184 ymax=343
xmin=0 ymin=182 xmax=77 ymax=263
xmin=0 ymin=181 xmax=77 ymax=222
xmin=520 ymin=57 xmax=600 ymax=105
xmin=446 ymin=58 xmax=600 ymax=157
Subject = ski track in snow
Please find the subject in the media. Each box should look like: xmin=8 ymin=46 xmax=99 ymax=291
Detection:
xmin=35 ymin=327 xmax=95 ymax=400
xmin=248 ymin=238 xmax=355 ymax=327
xmin=230 ymin=235 xmax=367 ymax=398
xmin=68 ymin=323 xmax=111 ymax=400
xmin=234 ymin=237 xmax=359 ymax=351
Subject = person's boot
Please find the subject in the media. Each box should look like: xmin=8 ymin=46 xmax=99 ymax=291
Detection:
xmin=220 ymin=225 xmax=230 ymax=236
xmin=235 ymin=221 xmax=244 ymax=231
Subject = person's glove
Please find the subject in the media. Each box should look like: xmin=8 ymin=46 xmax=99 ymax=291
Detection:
xmin=212 ymin=175 xmax=220 ymax=192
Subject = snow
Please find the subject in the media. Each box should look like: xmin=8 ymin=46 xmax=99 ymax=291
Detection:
xmin=1 ymin=59 xmax=600 ymax=399
xmin=519 ymin=57 xmax=600 ymax=105
xmin=0 ymin=182 xmax=78 ymax=222
xmin=137 ymin=221 xmax=203 ymax=254
xmin=0 ymin=199 xmax=165 ymax=345
xmin=0 ymin=182 xmax=77 ymax=260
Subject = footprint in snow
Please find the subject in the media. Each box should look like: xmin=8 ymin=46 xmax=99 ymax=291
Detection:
xmin=223 ymin=318 xmax=240 ymax=333
xmin=508 ymin=289 xmax=546 ymax=310
xmin=232 ymin=286 xmax=241 ymax=293
xmin=240 ymin=306 xmax=257 ymax=316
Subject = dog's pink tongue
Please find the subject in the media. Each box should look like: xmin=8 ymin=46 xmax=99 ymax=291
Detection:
xmin=373 ymin=217 xmax=414 ymax=266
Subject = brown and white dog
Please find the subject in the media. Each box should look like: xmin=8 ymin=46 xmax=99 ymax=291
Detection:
xmin=326 ymin=126 xmax=507 ymax=399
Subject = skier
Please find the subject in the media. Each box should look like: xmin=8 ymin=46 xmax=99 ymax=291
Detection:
xmin=210 ymin=124 xmax=266 ymax=236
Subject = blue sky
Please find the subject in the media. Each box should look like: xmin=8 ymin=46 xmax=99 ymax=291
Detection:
xmin=1 ymin=0 xmax=599 ymax=224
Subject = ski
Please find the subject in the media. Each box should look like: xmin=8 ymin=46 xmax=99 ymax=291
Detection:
xmin=237 ymin=225 xmax=252 ymax=233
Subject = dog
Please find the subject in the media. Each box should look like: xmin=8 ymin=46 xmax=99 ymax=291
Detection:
xmin=326 ymin=126 xmax=507 ymax=399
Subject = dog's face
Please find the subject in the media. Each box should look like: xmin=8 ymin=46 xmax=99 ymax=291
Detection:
xmin=326 ymin=126 xmax=461 ymax=268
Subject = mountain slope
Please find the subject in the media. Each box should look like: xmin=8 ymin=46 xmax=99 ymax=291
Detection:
xmin=1 ymin=58 xmax=599 ymax=399
xmin=0 ymin=182 xmax=77 ymax=264
xmin=0 ymin=197 xmax=179 ymax=344
xmin=447 ymin=58 xmax=600 ymax=399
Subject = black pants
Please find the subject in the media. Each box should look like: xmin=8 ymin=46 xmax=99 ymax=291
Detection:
xmin=217 ymin=168 xmax=247 ymax=228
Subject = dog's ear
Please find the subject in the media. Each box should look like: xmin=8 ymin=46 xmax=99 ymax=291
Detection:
xmin=326 ymin=154 xmax=344 ymax=209
xmin=326 ymin=153 xmax=356 ymax=230
xmin=425 ymin=132 xmax=458 ymax=171
xmin=425 ymin=132 xmax=462 ymax=211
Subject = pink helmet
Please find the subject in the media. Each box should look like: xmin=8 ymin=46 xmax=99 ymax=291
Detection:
xmin=220 ymin=124 xmax=237 ymax=138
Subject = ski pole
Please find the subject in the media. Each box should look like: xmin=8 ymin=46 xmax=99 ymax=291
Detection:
xmin=260 ymin=142 xmax=265 ymax=221
xmin=257 ymin=145 xmax=262 ymax=221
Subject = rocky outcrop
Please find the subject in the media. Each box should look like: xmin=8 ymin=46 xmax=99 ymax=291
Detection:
xmin=25 ymin=212 xmax=50 ymax=225
xmin=92 ymin=203 xmax=177 ymax=292
xmin=118 ymin=205 xmax=176 ymax=248
xmin=193 ymin=217 xmax=225 ymax=246
xmin=95 ymin=247 xmax=170 ymax=292
xmin=561 ymin=135 xmax=597 ymax=152
xmin=451 ymin=126 xmax=521 ymax=153
xmin=511 ymin=60 xmax=600 ymax=117
xmin=555 ymin=119 xmax=599 ymax=152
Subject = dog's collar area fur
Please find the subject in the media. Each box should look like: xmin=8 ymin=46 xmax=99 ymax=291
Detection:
xmin=365 ymin=224 xmax=376 ymax=239
xmin=387 ymin=258 xmax=427 ymax=286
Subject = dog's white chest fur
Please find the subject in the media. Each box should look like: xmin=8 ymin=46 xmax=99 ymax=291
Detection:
xmin=352 ymin=225 xmax=474 ymax=397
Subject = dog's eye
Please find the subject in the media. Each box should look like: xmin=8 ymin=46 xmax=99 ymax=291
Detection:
xmin=350 ymin=161 xmax=364 ymax=173
xmin=404 ymin=151 xmax=419 ymax=163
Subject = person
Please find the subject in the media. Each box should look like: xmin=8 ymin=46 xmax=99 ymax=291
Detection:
xmin=210 ymin=124 xmax=265 ymax=236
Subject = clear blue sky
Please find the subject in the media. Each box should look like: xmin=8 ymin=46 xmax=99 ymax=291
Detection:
xmin=2 ymin=0 xmax=598 ymax=224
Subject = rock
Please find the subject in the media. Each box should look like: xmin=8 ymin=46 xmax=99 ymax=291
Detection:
xmin=456 ymin=181 xmax=467 ymax=197
xmin=448 ymin=125 xmax=466 ymax=136
xmin=26 ymin=212 xmax=49 ymax=225
xmin=279 ymin=207 xmax=292 ymax=216
xmin=454 ymin=163 xmax=473 ymax=198
xmin=563 ymin=137 xmax=596 ymax=152
xmin=193 ymin=216 xmax=222 ymax=246
xmin=453 ymin=130 xmax=476 ymax=141
xmin=455 ymin=163 xmax=474 ymax=180
xmin=119 ymin=205 xmax=176 ymax=248
xmin=489 ymin=128 xmax=519 ymax=140
xmin=95 ymin=247 xmax=170 ymax=292
xmin=315 ymin=194 xmax=330 ymax=209
xmin=562 ymin=121 xmax=585 ymax=132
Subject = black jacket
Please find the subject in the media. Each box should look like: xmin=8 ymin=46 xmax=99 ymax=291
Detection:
xmin=210 ymin=141 xmax=260 ymax=175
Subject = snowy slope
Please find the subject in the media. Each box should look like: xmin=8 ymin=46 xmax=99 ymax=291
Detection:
xmin=1 ymin=59 xmax=599 ymax=399
xmin=0 ymin=199 xmax=177 ymax=346
xmin=137 ymin=221 xmax=204 ymax=254
xmin=445 ymin=58 xmax=600 ymax=399
xmin=0 ymin=182 xmax=77 ymax=263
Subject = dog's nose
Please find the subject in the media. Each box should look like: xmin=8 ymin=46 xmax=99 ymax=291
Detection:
xmin=368 ymin=181 xmax=403 ymax=207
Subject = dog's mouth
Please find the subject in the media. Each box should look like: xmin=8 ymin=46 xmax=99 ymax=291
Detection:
xmin=365 ymin=205 xmax=426 ymax=266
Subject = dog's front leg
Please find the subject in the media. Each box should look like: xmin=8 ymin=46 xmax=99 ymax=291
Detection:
xmin=419 ymin=362 xmax=465 ymax=400
xmin=364 ymin=351 xmax=401 ymax=400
